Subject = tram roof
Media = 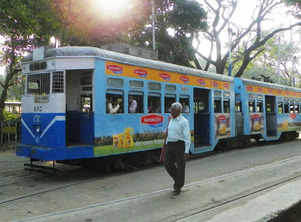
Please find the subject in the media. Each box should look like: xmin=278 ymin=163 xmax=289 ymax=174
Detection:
xmin=241 ymin=78 xmax=301 ymax=93
xmin=23 ymin=46 xmax=234 ymax=82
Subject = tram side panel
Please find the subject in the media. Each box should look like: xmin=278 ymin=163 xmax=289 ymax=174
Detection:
xmin=276 ymin=98 xmax=301 ymax=136
xmin=236 ymin=78 xmax=301 ymax=141
xmin=93 ymin=59 xmax=171 ymax=157
xmin=236 ymin=78 xmax=270 ymax=141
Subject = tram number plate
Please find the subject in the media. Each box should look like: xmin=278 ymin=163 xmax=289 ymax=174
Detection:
xmin=34 ymin=106 xmax=42 ymax=112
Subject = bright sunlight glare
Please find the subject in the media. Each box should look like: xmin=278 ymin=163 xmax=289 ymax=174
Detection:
xmin=95 ymin=0 xmax=130 ymax=17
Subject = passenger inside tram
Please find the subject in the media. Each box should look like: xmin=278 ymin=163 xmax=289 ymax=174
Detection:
xmin=107 ymin=95 xmax=122 ymax=114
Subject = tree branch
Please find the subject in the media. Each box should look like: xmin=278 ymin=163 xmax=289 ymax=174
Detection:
xmin=195 ymin=50 xmax=216 ymax=66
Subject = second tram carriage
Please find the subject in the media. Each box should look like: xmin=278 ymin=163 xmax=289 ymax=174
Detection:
xmin=17 ymin=46 xmax=301 ymax=162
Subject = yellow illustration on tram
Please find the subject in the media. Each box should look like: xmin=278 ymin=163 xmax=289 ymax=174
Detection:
xmin=281 ymin=121 xmax=289 ymax=131
xmin=113 ymin=128 xmax=135 ymax=148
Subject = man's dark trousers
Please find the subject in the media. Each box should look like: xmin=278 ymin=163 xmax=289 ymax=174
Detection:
xmin=164 ymin=141 xmax=185 ymax=191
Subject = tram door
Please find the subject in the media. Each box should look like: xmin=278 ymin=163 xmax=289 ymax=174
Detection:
xmin=66 ymin=70 xmax=94 ymax=145
xmin=194 ymin=88 xmax=210 ymax=147
xmin=265 ymin=96 xmax=277 ymax=136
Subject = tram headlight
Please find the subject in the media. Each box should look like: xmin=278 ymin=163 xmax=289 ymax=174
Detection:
xmin=36 ymin=125 xmax=40 ymax=133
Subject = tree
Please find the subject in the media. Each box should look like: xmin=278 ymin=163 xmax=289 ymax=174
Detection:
xmin=130 ymin=0 xmax=207 ymax=68
xmin=0 ymin=0 xmax=61 ymax=122
xmin=243 ymin=35 xmax=300 ymax=86
xmin=196 ymin=0 xmax=301 ymax=76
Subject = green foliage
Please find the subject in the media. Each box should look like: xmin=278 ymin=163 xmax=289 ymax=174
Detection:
xmin=285 ymin=0 xmax=301 ymax=5
xmin=130 ymin=0 xmax=207 ymax=67
xmin=2 ymin=110 xmax=20 ymax=121
xmin=241 ymin=35 xmax=299 ymax=86
xmin=0 ymin=0 xmax=61 ymax=41
xmin=0 ymin=0 xmax=61 ymax=122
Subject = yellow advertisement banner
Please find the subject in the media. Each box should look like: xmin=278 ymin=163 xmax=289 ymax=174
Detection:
xmin=105 ymin=61 xmax=231 ymax=91
xmin=246 ymin=85 xmax=301 ymax=98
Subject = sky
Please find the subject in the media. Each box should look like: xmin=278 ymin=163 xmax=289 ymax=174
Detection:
xmin=196 ymin=0 xmax=301 ymax=57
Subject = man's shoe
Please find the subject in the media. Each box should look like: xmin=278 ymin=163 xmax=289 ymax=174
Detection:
xmin=173 ymin=184 xmax=181 ymax=195
xmin=173 ymin=189 xmax=181 ymax=195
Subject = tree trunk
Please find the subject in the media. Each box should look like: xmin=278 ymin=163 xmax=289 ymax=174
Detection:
xmin=0 ymin=38 xmax=18 ymax=123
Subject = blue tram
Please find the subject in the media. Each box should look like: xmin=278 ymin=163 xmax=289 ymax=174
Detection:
xmin=17 ymin=47 xmax=236 ymax=161
xmin=16 ymin=46 xmax=301 ymax=162
xmin=235 ymin=78 xmax=301 ymax=142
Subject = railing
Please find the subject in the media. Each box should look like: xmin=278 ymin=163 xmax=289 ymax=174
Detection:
xmin=0 ymin=120 xmax=20 ymax=146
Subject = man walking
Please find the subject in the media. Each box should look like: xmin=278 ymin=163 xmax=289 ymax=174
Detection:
xmin=163 ymin=102 xmax=191 ymax=195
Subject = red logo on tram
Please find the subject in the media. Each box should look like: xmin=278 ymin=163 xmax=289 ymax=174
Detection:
xmin=134 ymin=69 xmax=148 ymax=78
xmin=107 ymin=65 xmax=123 ymax=74
xmin=217 ymin=115 xmax=226 ymax=120
xmin=251 ymin=114 xmax=261 ymax=119
xmin=160 ymin=73 xmax=171 ymax=81
xmin=223 ymin=83 xmax=229 ymax=89
xmin=180 ymin=76 xmax=189 ymax=83
xmin=290 ymin=113 xmax=297 ymax=119
xmin=246 ymin=86 xmax=253 ymax=91
xmin=197 ymin=78 xmax=206 ymax=85
xmin=258 ymin=87 xmax=263 ymax=92
xmin=141 ymin=114 xmax=163 ymax=125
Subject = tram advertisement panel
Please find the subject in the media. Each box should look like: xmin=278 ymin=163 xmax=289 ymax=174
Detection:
xmin=93 ymin=114 xmax=165 ymax=156
xmin=249 ymin=113 xmax=264 ymax=134
xmin=105 ymin=61 xmax=231 ymax=91
xmin=277 ymin=114 xmax=301 ymax=132
xmin=215 ymin=114 xmax=231 ymax=138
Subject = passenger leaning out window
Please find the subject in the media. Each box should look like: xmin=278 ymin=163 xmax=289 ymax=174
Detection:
xmin=107 ymin=97 xmax=121 ymax=114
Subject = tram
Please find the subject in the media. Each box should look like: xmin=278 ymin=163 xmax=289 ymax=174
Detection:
xmin=17 ymin=46 xmax=236 ymax=161
xmin=236 ymin=78 xmax=301 ymax=142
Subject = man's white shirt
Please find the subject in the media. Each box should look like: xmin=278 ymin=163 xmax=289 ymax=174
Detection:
xmin=166 ymin=114 xmax=191 ymax=154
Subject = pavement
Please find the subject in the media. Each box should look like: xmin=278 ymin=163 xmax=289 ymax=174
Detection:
xmin=186 ymin=179 xmax=301 ymax=222
xmin=3 ymin=141 xmax=301 ymax=222
xmin=16 ymin=154 xmax=301 ymax=222
xmin=15 ymin=177 xmax=301 ymax=222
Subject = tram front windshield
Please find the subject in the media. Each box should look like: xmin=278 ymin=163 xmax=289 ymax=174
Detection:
xmin=27 ymin=73 xmax=50 ymax=95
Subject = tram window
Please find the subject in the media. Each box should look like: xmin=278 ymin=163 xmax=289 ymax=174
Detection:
xmin=27 ymin=73 xmax=50 ymax=95
xmin=295 ymin=104 xmax=300 ymax=113
xmin=128 ymin=93 xmax=143 ymax=113
xmin=223 ymin=100 xmax=230 ymax=113
xmin=165 ymin=84 xmax=176 ymax=93
xmin=52 ymin=72 xmax=64 ymax=93
xmin=235 ymin=93 xmax=241 ymax=112
xmin=290 ymin=104 xmax=295 ymax=113
xmin=107 ymin=78 xmax=124 ymax=88
xmin=266 ymin=103 xmax=272 ymax=113
xmin=81 ymin=95 xmax=92 ymax=112
xmin=249 ymin=101 xmax=255 ymax=113
xmin=278 ymin=103 xmax=283 ymax=113
xmin=284 ymin=103 xmax=289 ymax=113
xmin=80 ymin=74 xmax=92 ymax=85
xmin=106 ymin=93 xmax=123 ymax=114
xmin=148 ymin=95 xmax=161 ymax=113
xmin=194 ymin=100 xmax=207 ymax=113
xmin=180 ymin=97 xmax=190 ymax=113
xmin=148 ymin=82 xmax=161 ymax=90
xmin=235 ymin=102 xmax=242 ymax=112
xmin=129 ymin=80 xmax=144 ymax=88
xmin=256 ymin=101 xmax=263 ymax=112
xmin=165 ymin=95 xmax=176 ymax=113
xmin=214 ymin=98 xmax=222 ymax=113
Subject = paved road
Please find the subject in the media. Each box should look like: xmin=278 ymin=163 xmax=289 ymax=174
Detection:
xmin=2 ymin=140 xmax=301 ymax=222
